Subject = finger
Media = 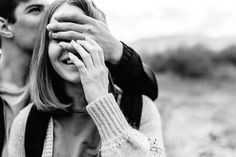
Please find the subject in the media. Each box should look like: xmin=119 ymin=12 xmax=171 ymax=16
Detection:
xmin=76 ymin=39 xmax=101 ymax=67
xmin=51 ymin=31 xmax=85 ymax=41
xmin=47 ymin=22 xmax=88 ymax=32
xmin=71 ymin=40 xmax=94 ymax=70
xmin=88 ymin=0 xmax=106 ymax=22
xmin=54 ymin=12 xmax=95 ymax=24
xmin=58 ymin=42 xmax=78 ymax=55
xmin=84 ymin=37 xmax=105 ymax=65
xmin=68 ymin=52 xmax=87 ymax=74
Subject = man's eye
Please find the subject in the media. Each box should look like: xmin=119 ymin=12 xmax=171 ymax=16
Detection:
xmin=28 ymin=7 xmax=42 ymax=14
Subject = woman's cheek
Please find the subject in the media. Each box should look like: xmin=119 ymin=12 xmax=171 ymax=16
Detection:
xmin=48 ymin=42 xmax=61 ymax=62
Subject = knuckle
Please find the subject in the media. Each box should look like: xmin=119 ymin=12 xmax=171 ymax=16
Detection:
xmin=93 ymin=71 xmax=99 ymax=78
xmin=90 ymin=47 xmax=97 ymax=54
xmin=65 ymin=43 xmax=71 ymax=49
xmin=98 ymin=48 xmax=103 ymax=54
xmin=103 ymin=67 xmax=109 ymax=74
xmin=87 ymin=25 xmax=95 ymax=33
xmin=52 ymin=32 xmax=59 ymax=38
xmin=99 ymin=67 xmax=107 ymax=75
xmin=67 ymin=23 xmax=74 ymax=29
xmin=69 ymin=13 xmax=77 ymax=20
xmin=68 ymin=31 xmax=74 ymax=36
xmin=82 ymin=54 xmax=90 ymax=60
xmin=90 ymin=19 xmax=96 ymax=25
xmin=98 ymin=46 xmax=103 ymax=51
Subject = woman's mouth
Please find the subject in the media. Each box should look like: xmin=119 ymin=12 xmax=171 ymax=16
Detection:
xmin=62 ymin=57 xmax=74 ymax=65
xmin=61 ymin=52 xmax=83 ymax=65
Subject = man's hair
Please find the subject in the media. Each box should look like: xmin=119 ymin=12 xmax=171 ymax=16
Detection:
xmin=0 ymin=0 xmax=29 ymax=47
xmin=30 ymin=0 xmax=95 ymax=112
xmin=0 ymin=0 xmax=29 ymax=23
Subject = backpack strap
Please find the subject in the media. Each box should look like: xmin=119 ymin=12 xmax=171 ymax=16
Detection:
xmin=25 ymin=94 xmax=143 ymax=157
xmin=25 ymin=105 xmax=51 ymax=157
xmin=0 ymin=98 xmax=4 ymax=154
xmin=119 ymin=94 xmax=143 ymax=129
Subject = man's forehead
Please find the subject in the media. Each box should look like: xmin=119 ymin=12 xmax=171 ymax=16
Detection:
xmin=21 ymin=0 xmax=56 ymax=6
xmin=47 ymin=0 xmax=56 ymax=5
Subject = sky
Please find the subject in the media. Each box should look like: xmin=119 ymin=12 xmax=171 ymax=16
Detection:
xmin=95 ymin=0 xmax=236 ymax=43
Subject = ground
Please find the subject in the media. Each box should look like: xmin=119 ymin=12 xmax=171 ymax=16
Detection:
xmin=156 ymin=72 xmax=236 ymax=157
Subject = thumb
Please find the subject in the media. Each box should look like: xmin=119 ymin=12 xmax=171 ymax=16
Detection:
xmin=88 ymin=0 xmax=107 ymax=23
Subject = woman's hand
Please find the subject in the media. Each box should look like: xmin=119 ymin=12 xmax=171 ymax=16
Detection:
xmin=46 ymin=1 xmax=123 ymax=65
xmin=68 ymin=38 xmax=109 ymax=104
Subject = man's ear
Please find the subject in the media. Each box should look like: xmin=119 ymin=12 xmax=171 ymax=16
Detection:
xmin=0 ymin=17 xmax=13 ymax=38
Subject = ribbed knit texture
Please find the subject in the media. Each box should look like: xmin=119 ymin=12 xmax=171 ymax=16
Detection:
xmin=8 ymin=95 xmax=166 ymax=157
xmin=42 ymin=118 xmax=53 ymax=157
xmin=86 ymin=94 xmax=151 ymax=157
xmin=86 ymin=94 xmax=131 ymax=143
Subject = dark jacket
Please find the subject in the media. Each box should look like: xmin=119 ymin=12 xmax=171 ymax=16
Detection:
xmin=107 ymin=42 xmax=158 ymax=100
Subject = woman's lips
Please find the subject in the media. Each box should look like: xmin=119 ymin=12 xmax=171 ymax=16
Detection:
xmin=61 ymin=52 xmax=83 ymax=65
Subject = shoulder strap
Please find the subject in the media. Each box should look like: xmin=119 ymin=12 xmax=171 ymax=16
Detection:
xmin=24 ymin=94 xmax=143 ymax=157
xmin=119 ymin=94 xmax=143 ymax=129
xmin=25 ymin=105 xmax=51 ymax=157
xmin=0 ymin=98 xmax=4 ymax=154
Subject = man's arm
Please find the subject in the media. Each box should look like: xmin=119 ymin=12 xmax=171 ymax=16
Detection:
xmin=46 ymin=1 xmax=158 ymax=100
xmin=107 ymin=42 xmax=158 ymax=100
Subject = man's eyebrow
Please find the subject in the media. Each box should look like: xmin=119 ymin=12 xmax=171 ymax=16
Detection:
xmin=25 ymin=4 xmax=44 ymax=10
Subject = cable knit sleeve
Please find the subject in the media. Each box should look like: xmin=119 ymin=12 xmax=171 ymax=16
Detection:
xmin=86 ymin=94 xmax=165 ymax=157
xmin=8 ymin=104 xmax=33 ymax=157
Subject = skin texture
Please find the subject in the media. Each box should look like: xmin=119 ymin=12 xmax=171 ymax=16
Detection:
xmin=9 ymin=0 xmax=51 ymax=52
xmin=48 ymin=3 xmax=109 ymax=104
xmin=46 ymin=1 xmax=123 ymax=65
xmin=0 ymin=0 xmax=52 ymax=88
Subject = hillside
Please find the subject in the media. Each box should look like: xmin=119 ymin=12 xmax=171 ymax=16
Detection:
xmin=156 ymin=73 xmax=236 ymax=157
xmin=131 ymin=35 xmax=236 ymax=55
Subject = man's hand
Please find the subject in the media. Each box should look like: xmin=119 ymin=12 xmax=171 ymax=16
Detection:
xmin=47 ymin=1 xmax=123 ymax=65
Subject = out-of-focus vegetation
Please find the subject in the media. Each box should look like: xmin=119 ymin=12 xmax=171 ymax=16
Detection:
xmin=142 ymin=44 xmax=236 ymax=79
xmin=140 ymin=44 xmax=236 ymax=157
xmin=139 ymin=44 xmax=236 ymax=157
xmin=156 ymin=73 xmax=236 ymax=157
xmin=215 ymin=46 xmax=236 ymax=66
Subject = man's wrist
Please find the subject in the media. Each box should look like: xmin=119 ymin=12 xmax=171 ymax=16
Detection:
xmin=107 ymin=42 xmax=135 ymax=70
xmin=108 ymin=41 xmax=123 ymax=65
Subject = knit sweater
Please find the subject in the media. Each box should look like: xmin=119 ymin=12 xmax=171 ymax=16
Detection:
xmin=8 ymin=94 xmax=165 ymax=157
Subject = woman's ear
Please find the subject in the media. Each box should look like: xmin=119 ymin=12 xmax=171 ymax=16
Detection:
xmin=0 ymin=17 xmax=13 ymax=38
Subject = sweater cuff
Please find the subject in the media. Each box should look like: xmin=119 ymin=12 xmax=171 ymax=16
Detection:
xmin=86 ymin=93 xmax=131 ymax=143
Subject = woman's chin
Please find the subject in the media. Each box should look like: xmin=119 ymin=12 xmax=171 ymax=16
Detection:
xmin=59 ymin=73 xmax=81 ymax=84
xmin=64 ymin=77 xmax=81 ymax=84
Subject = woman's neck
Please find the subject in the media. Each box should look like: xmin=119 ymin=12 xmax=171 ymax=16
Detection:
xmin=64 ymin=82 xmax=87 ymax=109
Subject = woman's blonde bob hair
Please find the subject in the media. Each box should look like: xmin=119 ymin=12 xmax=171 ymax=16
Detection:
xmin=30 ymin=0 xmax=97 ymax=111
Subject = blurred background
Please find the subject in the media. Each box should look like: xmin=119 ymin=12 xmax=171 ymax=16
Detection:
xmin=96 ymin=0 xmax=236 ymax=157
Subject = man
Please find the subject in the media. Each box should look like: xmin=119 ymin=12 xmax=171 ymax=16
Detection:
xmin=0 ymin=0 xmax=158 ymax=156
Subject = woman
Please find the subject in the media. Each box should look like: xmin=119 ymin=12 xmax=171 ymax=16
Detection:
xmin=8 ymin=0 xmax=165 ymax=157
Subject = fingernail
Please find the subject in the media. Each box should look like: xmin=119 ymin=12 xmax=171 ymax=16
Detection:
xmin=71 ymin=40 xmax=76 ymax=45
xmin=46 ymin=25 xmax=51 ymax=30
xmin=68 ymin=52 xmax=74 ymax=58
xmin=76 ymin=40 xmax=82 ymax=43
xmin=51 ymin=33 xmax=56 ymax=38
xmin=58 ymin=42 xmax=63 ymax=47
